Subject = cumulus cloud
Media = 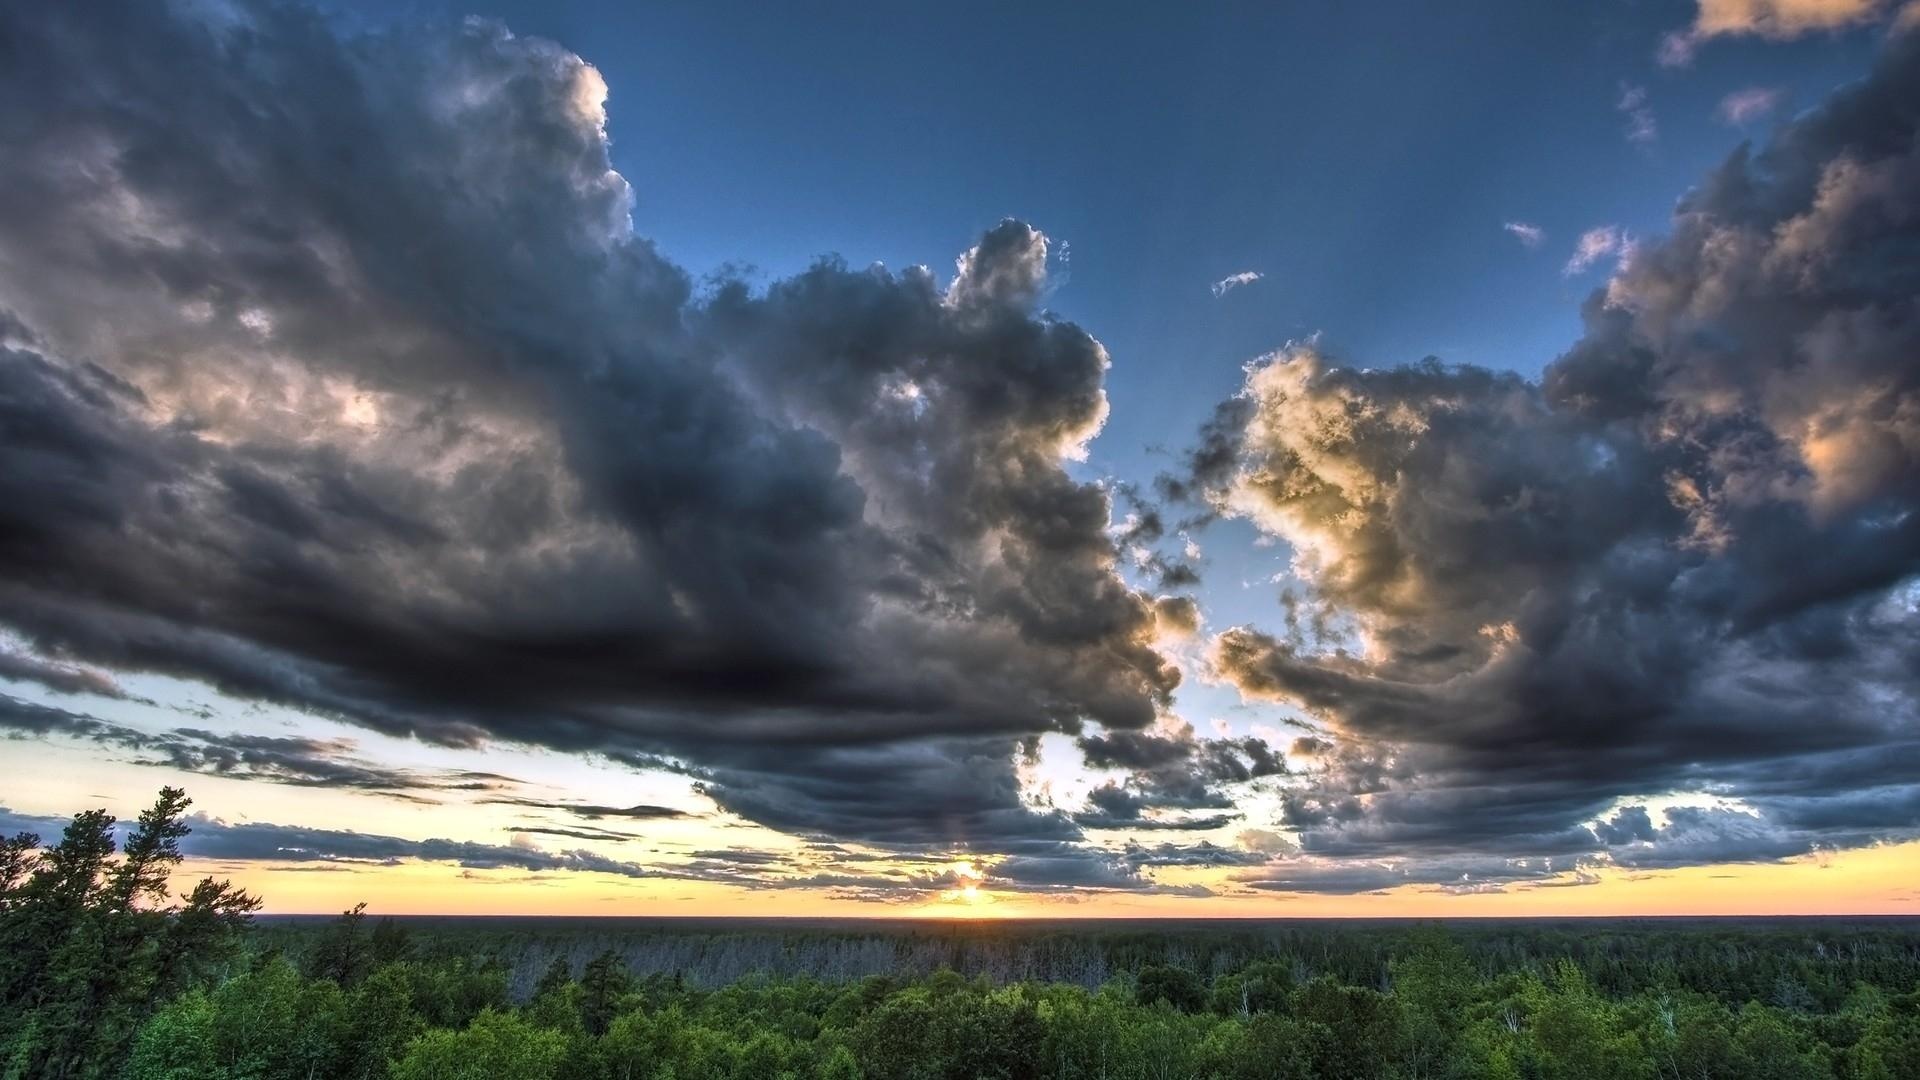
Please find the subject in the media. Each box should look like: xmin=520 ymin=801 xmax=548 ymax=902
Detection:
xmin=1503 ymin=222 xmax=1545 ymax=248
xmin=1174 ymin=32 xmax=1920 ymax=890
xmin=1211 ymin=271 xmax=1264 ymax=297
xmin=1663 ymin=0 xmax=1893 ymax=65
xmin=0 ymin=1 xmax=1186 ymax=889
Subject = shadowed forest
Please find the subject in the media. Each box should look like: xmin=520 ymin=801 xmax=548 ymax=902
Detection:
xmin=3 ymin=790 xmax=1917 ymax=1079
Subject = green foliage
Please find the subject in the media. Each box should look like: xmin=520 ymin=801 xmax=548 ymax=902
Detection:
xmin=1133 ymin=963 xmax=1205 ymax=1013
xmin=8 ymin=788 xmax=1920 ymax=1080
xmin=1289 ymin=977 xmax=1407 ymax=1080
xmin=402 ymin=957 xmax=512 ymax=1030
xmin=580 ymin=950 xmax=633 ymax=1037
xmin=391 ymin=1009 xmax=567 ymax=1080
xmin=1517 ymin=962 xmax=1652 ymax=1080
xmin=0 ymin=787 xmax=258 ymax=1079
xmin=1210 ymin=958 xmax=1294 ymax=1016
xmin=848 ymin=983 xmax=1043 ymax=1079
xmin=1203 ymin=1012 xmax=1313 ymax=1079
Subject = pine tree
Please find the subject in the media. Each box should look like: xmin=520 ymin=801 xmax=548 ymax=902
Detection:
xmin=0 ymin=789 xmax=257 ymax=1079
xmin=579 ymin=950 xmax=631 ymax=1037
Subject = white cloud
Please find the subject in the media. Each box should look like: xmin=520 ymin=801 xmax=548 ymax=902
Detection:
xmin=1662 ymin=0 xmax=1890 ymax=65
xmin=1564 ymin=225 xmax=1632 ymax=276
xmin=1503 ymin=221 xmax=1545 ymax=248
xmin=1211 ymin=270 xmax=1263 ymax=297
xmin=1718 ymin=86 xmax=1783 ymax=125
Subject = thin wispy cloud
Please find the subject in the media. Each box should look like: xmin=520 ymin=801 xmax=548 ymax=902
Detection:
xmin=1718 ymin=86 xmax=1783 ymax=125
xmin=1211 ymin=271 xmax=1263 ymax=297
xmin=1503 ymin=222 xmax=1545 ymax=248
xmin=1618 ymin=84 xmax=1658 ymax=145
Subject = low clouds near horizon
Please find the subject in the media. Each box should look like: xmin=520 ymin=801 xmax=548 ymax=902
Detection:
xmin=2 ymin=0 xmax=1918 ymax=900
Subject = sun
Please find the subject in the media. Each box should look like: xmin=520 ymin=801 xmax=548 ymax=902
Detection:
xmin=929 ymin=860 xmax=993 ymax=910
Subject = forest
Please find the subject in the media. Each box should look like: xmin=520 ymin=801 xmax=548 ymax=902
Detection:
xmin=2 ymin=789 xmax=1917 ymax=1079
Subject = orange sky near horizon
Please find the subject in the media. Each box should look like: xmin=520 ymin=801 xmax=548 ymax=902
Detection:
xmin=159 ymin=838 xmax=1920 ymax=921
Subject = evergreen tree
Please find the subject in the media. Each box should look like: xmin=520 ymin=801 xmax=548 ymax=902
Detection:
xmin=580 ymin=950 xmax=632 ymax=1037
xmin=308 ymin=902 xmax=374 ymax=986
xmin=0 ymin=789 xmax=257 ymax=1080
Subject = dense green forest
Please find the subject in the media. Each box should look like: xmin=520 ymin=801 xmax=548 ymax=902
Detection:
xmin=3 ymin=790 xmax=1917 ymax=1079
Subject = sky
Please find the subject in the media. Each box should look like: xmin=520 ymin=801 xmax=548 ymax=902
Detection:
xmin=1 ymin=0 xmax=1918 ymax=916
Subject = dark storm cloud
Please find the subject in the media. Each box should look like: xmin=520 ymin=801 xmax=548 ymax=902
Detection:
xmin=984 ymin=851 xmax=1210 ymax=895
xmin=689 ymin=739 xmax=1091 ymax=853
xmin=1595 ymin=805 xmax=1816 ymax=868
xmin=0 ymin=1 xmax=1183 ymax=886
xmin=0 ymin=694 xmax=142 ymax=746
xmin=1072 ymin=721 xmax=1284 ymax=831
xmin=1592 ymin=806 xmax=1658 ymax=846
xmin=1179 ymin=30 xmax=1920 ymax=890
xmin=0 ymin=650 xmax=139 ymax=701
xmin=1074 ymin=787 xmax=1238 ymax=832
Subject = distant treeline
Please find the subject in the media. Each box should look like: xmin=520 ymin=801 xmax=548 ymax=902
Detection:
xmin=3 ymin=789 xmax=1917 ymax=1079
xmin=250 ymin=912 xmax=1920 ymax=1010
